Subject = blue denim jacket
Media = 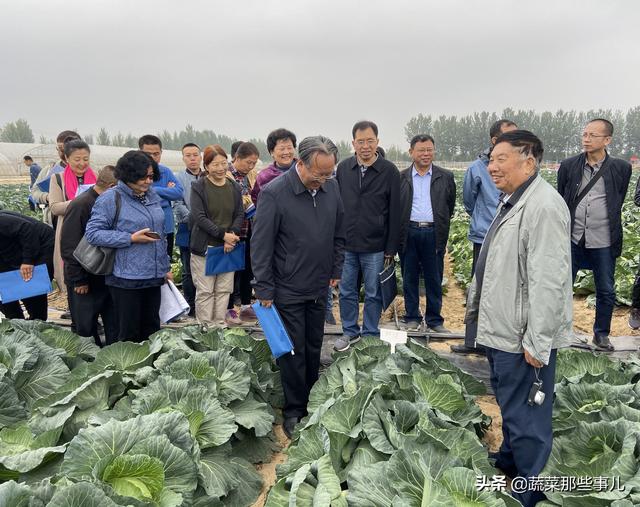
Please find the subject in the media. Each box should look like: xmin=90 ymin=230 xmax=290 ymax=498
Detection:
xmin=85 ymin=181 xmax=170 ymax=280
xmin=463 ymin=150 xmax=500 ymax=244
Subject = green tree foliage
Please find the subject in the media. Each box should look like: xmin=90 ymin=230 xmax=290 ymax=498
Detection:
xmin=96 ymin=128 xmax=110 ymax=146
xmin=0 ymin=119 xmax=35 ymax=143
xmin=405 ymin=107 xmax=640 ymax=161
xmin=336 ymin=140 xmax=352 ymax=161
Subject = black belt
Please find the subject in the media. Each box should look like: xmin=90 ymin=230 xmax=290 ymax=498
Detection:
xmin=409 ymin=220 xmax=434 ymax=228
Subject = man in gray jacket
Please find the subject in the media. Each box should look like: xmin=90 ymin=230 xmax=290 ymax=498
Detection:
xmin=252 ymin=136 xmax=345 ymax=439
xmin=465 ymin=130 xmax=573 ymax=507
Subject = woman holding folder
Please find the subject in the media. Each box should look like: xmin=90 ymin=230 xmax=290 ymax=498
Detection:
xmin=189 ymin=145 xmax=244 ymax=326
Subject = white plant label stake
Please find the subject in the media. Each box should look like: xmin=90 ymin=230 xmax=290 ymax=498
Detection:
xmin=380 ymin=328 xmax=408 ymax=353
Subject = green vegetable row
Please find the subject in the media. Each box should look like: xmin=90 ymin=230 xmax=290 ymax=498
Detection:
xmin=0 ymin=320 xmax=283 ymax=506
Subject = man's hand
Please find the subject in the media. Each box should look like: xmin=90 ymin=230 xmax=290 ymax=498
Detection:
xmin=74 ymin=285 xmax=89 ymax=295
xmin=524 ymin=348 xmax=543 ymax=368
xmin=223 ymin=242 xmax=235 ymax=253
xmin=166 ymin=271 xmax=174 ymax=282
xmin=19 ymin=264 xmax=34 ymax=282
xmin=167 ymin=181 xmax=176 ymax=188
xmin=330 ymin=279 xmax=340 ymax=288
xmin=259 ymin=299 xmax=272 ymax=308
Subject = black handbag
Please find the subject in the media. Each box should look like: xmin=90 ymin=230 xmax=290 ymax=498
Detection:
xmin=378 ymin=258 xmax=398 ymax=311
xmin=73 ymin=192 xmax=121 ymax=275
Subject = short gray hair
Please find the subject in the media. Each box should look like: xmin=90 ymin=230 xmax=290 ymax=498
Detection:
xmin=298 ymin=135 xmax=339 ymax=167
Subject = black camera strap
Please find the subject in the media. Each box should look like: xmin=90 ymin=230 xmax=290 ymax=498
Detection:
xmin=569 ymin=163 xmax=607 ymax=215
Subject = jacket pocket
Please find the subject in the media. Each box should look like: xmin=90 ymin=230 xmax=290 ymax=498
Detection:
xmin=515 ymin=281 xmax=527 ymax=336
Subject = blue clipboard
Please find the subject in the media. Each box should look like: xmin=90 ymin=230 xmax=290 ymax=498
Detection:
xmin=252 ymin=302 xmax=294 ymax=359
xmin=0 ymin=264 xmax=52 ymax=303
xmin=37 ymin=177 xmax=51 ymax=193
xmin=205 ymin=242 xmax=245 ymax=276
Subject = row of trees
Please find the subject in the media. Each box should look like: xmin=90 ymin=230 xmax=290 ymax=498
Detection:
xmin=3 ymin=107 xmax=640 ymax=163
xmin=404 ymin=107 xmax=640 ymax=162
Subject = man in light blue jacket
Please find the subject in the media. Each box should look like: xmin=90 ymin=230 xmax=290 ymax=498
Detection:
xmin=452 ymin=119 xmax=517 ymax=355
xmin=138 ymin=135 xmax=183 ymax=260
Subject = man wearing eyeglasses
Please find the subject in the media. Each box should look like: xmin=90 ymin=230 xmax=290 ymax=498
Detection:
xmin=334 ymin=120 xmax=402 ymax=352
xmin=252 ymin=136 xmax=345 ymax=438
xmin=557 ymin=119 xmax=631 ymax=351
xmin=398 ymin=134 xmax=456 ymax=333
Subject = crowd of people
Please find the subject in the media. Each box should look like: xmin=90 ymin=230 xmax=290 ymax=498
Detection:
xmin=0 ymin=118 xmax=636 ymax=506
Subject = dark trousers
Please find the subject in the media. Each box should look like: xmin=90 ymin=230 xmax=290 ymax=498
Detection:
xmin=471 ymin=242 xmax=482 ymax=277
xmin=228 ymin=238 xmax=254 ymax=308
xmin=108 ymin=285 xmax=161 ymax=342
xmin=486 ymin=347 xmax=557 ymax=507
xmin=0 ymin=258 xmax=53 ymax=321
xmin=632 ymin=265 xmax=640 ymax=309
xmin=166 ymin=232 xmax=175 ymax=260
xmin=570 ymin=243 xmax=616 ymax=337
xmin=179 ymin=247 xmax=196 ymax=312
xmin=68 ymin=283 xmax=118 ymax=346
xmin=1 ymin=294 xmax=48 ymax=321
xmin=402 ymin=225 xmax=444 ymax=327
xmin=464 ymin=243 xmax=485 ymax=349
xmin=275 ymin=297 xmax=325 ymax=419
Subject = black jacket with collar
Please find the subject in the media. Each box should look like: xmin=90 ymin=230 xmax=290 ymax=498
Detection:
xmin=60 ymin=188 xmax=105 ymax=288
xmin=399 ymin=164 xmax=457 ymax=253
xmin=251 ymin=168 xmax=345 ymax=302
xmin=189 ymin=176 xmax=244 ymax=256
xmin=557 ymin=152 xmax=631 ymax=258
xmin=335 ymin=155 xmax=401 ymax=255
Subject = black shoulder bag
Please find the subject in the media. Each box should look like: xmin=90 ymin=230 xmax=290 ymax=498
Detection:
xmin=72 ymin=192 xmax=122 ymax=275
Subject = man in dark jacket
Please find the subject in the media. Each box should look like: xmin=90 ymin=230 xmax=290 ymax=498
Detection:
xmin=334 ymin=120 xmax=401 ymax=351
xmin=252 ymin=136 xmax=345 ymax=439
xmin=557 ymin=118 xmax=631 ymax=351
xmin=0 ymin=211 xmax=54 ymax=320
xmin=60 ymin=166 xmax=118 ymax=345
xmin=399 ymin=135 xmax=456 ymax=332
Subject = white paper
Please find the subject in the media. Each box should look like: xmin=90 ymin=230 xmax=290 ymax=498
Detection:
xmin=159 ymin=280 xmax=190 ymax=324
xmin=380 ymin=328 xmax=408 ymax=353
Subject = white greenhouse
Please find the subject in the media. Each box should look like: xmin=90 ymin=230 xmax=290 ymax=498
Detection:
xmin=0 ymin=143 xmax=188 ymax=179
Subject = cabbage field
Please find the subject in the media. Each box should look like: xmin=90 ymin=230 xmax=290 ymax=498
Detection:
xmin=2 ymin=321 xmax=640 ymax=506
xmin=0 ymin=321 xmax=282 ymax=506
xmin=2 ymin=174 xmax=640 ymax=506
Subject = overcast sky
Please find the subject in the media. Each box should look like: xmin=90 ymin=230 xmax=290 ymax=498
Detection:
xmin=1 ymin=0 xmax=639 ymax=148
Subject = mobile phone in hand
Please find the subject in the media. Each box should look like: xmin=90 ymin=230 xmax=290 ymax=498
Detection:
xmin=144 ymin=231 xmax=161 ymax=239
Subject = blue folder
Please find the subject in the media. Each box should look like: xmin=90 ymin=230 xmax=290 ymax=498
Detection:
xmin=252 ymin=302 xmax=294 ymax=359
xmin=244 ymin=203 xmax=256 ymax=220
xmin=205 ymin=242 xmax=245 ymax=276
xmin=175 ymin=223 xmax=190 ymax=248
xmin=0 ymin=264 xmax=52 ymax=303
xmin=37 ymin=177 xmax=51 ymax=193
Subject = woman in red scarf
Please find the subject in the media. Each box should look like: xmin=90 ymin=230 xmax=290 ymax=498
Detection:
xmin=50 ymin=139 xmax=96 ymax=294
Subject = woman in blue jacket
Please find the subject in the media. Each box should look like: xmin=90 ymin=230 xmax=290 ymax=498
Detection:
xmin=85 ymin=150 xmax=171 ymax=342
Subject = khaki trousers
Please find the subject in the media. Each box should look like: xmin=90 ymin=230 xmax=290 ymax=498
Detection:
xmin=190 ymin=253 xmax=234 ymax=325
